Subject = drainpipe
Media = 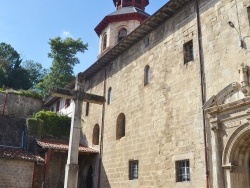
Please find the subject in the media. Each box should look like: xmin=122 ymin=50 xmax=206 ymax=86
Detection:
xmin=98 ymin=68 xmax=107 ymax=188
xmin=195 ymin=1 xmax=210 ymax=188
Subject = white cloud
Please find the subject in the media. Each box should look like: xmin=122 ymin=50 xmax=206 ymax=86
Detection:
xmin=61 ymin=31 xmax=73 ymax=39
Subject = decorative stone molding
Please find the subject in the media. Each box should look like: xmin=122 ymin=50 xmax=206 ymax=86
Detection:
xmin=222 ymin=122 xmax=250 ymax=168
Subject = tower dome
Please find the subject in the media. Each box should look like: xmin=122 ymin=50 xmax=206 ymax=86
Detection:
xmin=95 ymin=0 xmax=150 ymax=56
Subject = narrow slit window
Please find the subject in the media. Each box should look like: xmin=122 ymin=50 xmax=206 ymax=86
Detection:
xmin=144 ymin=65 xmax=150 ymax=86
xmin=107 ymin=87 xmax=112 ymax=105
xmin=86 ymin=102 xmax=90 ymax=116
xmin=183 ymin=40 xmax=194 ymax=64
xmin=102 ymin=33 xmax=107 ymax=51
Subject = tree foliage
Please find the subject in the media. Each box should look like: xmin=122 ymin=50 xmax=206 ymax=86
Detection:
xmin=0 ymin=42 xmax=46 ymax=90
xmin=36 ymin=37 xmax=88 ymax=97
xmin=28 ymin=110 xmax=71 ymax=138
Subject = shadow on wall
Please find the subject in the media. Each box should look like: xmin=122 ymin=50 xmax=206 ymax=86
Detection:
xmin=78 ymin=155 xmax=111 ymax=188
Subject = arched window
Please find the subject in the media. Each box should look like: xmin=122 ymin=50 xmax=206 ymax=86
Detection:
xmin=102 ymin=33 xmax=107 ymax=51
xmin=107 ymin=87 xmax=112 ymax=105
xmin=92 ymin=124 xmax=100 ymax=145
xmin=144 ymin=65 xmax=150 ymax=86
xmin=116 ymin=113 xmax=125 ymax=140
xmin=118 ymin=28 xmax=127 ymax=42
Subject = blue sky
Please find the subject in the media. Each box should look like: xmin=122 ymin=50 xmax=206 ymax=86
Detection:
xmin=0 ymin=1 xmax=167 ymax=74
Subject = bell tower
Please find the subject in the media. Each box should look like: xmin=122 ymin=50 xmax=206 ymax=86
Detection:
xmin=95 ymin=0 xmax=150 ymax=56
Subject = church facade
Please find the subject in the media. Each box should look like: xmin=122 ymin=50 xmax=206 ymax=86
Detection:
xmin=47 ymin=0 xmax=250 ymax=187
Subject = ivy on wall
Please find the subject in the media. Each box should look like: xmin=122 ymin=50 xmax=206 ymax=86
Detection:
xmin=28 ymin=111 xmax=71 ymax=139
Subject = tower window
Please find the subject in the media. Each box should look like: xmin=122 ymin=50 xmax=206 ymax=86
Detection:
xmin=116 ymin=113 xmax=125 ymax=140
xmin=86 ymin=102 xmax=90 ymax=116
xmin=183 ymin=40 xmax=194 ymax=64
xmin=129 ymin=160 xmax=139 ymax=180
xmin=107 ymin=87 xmax=112 ymax=105
xmin=92 ymin=124 xmax=100 ymax=145
xmin=144 ymin=65 xmax=150 ymax=86
xmin=118 ymin=28 xmax=127 ymax=42
xmin=102 ymin=33 xmax=107 ymax=51
xmin=176 ymin=159 xmax=190 ymax=182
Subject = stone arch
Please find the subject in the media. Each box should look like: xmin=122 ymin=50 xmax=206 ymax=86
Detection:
xmin=203 ymin=82 xmax=241 ymax=109
xmin=222 ymin=122 xmax=250 ymax=188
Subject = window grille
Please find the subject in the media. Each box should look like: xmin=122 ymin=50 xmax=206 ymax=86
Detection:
xmin=129 ymin=160 xmax=139 ymax=180
xmin=183 ymin=40 xmax=194 ymax=64
xmin=176 ymin=159 xmax=190 ymax=182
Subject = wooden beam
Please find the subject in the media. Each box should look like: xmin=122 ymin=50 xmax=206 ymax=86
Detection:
xmin=80 ymin=93 xmax=106 ymax=105
xmin=51 ymin=88 xmax=75 ymax=99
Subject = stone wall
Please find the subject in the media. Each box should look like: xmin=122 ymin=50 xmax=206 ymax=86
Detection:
xmin=0 ymin=93 xmax=42 ymax=118
xmin=0 ymin=158 xmax=34 ymax=188
xmin=0 ymin=116 xmax=26 ymax=147
xmin=80 ymin=0 xmax=250 ymax=187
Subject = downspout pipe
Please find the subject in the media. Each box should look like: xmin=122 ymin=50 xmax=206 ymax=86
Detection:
xmin=98 ymin=68 xmax=107 ymax=188
xmin=195 ymin=1 xmax=210 ymax=188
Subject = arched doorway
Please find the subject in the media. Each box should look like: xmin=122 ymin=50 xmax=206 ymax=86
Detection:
xmin=222 ymin=123 xmax=250 ymax=188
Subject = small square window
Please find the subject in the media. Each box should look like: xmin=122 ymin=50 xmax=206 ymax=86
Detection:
xmin=183 ymin=40 xmax=194 ymax=64
xmin=176 ymin=159 xmax=190 ymax=182
xmin=129 ymin=160 xmax=139 ymax=180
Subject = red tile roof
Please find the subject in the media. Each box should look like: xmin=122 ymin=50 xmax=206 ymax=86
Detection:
xmin=0 ymin=146 xmax=44 ymax=162
xmin=37 ymin=139 xmax=98 ymax=154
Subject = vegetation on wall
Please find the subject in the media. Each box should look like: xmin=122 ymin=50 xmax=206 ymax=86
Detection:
xmin=0 ymin=89 xmax=43 ymax=100
xmin=28 ymin=111 xmax=71 ymax=139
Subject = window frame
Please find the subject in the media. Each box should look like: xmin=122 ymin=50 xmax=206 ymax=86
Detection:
xmin=183 ymin=40 xmax=194 ymax=64
xmin=129 ymin=160 xmax=139 ymax=180
xmin=176 ymin=159 xmax=190 ymax=182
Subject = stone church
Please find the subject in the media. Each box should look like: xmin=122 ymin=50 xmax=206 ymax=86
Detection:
xmin=47 ymin=0 xmax=250 ymax=187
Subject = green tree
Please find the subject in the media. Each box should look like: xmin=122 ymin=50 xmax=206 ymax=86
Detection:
xmin=36 ymin=37 xmax=88 ymax=96
xmin=22 ymin=60 xmax=48 ymax=87
xmin=0 ymin=42 xmax=32 ymax=89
